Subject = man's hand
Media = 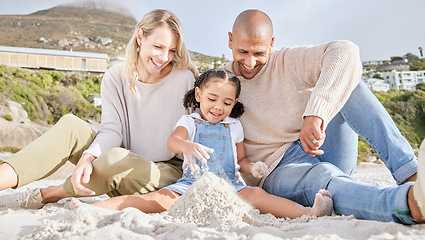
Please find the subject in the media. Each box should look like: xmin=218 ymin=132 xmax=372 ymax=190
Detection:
xmin=299 ymin=116 xmax=326 ymax=156
xmin=71 ymin=153 xmax=96 ymax=196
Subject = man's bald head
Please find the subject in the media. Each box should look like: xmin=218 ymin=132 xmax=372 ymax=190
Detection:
xmin=232 ymin=10 xmax=273 ymax=40
xmin=228 ymin=10 xmax=275 ymax=79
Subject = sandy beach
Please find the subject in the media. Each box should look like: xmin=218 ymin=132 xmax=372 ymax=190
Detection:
xmin=1 ymin=162 xmax=425 ymax=240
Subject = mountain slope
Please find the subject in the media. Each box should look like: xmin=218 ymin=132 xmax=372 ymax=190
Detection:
xmin=0 ymin=3 xmax=219 ymax=62
xmin=0 ymin=6 xmax=136 ymax=58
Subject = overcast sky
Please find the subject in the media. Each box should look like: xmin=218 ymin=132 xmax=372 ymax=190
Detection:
xmin=0 ymin=0 xmax=424 ymax=61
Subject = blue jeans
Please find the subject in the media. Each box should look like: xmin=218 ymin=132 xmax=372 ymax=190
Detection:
xmin=319 ymin=81 xmax=417 ymax=183
xmin=263 ymin=81 xmax=418 ymax=223
xmin=263 ymin=140 xmax=415 ymax=224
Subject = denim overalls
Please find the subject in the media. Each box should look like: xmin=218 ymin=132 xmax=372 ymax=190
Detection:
xmin=163 ymin=118 xmax=247 ymax=195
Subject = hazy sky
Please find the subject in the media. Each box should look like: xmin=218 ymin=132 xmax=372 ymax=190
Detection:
xmin=0 ymin=0 xmax=424 ymax=61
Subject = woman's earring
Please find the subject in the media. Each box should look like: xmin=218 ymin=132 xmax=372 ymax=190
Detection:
xmin=137 ymin=46 xmax=140 ymax=53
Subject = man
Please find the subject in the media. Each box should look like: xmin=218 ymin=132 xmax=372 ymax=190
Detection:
xmin=223 ymin=9 xmax=424 ymax=224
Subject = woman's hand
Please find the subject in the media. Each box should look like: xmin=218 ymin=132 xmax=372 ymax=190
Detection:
xmin=71 ymin=153 xmax=96 ymax=196
xmin=251 ymin=161 xmax=268 ymax=178
xmin=182 ymin=142 xmax=214 ymax=172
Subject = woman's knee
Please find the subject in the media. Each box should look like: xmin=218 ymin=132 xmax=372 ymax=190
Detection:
xmin=92 ymin=148 xmax=131 ymax=174
xmin=92 ymin=148 xmax=154 ymax=178
xmin=56 ymin=114 xmax=94 ymax=138
xmin=57 ymin=114 xmax=84 ymax=127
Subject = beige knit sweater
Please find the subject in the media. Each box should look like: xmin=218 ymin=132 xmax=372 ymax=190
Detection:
xmin=224 ymin=40 xmax=362 ymax=186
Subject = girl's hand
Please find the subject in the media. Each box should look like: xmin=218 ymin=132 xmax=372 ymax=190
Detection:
xmin=182 ymin=142 xmax=214 ymax=172
xmin=71 ymin=153 xmax=96 ymax=196
xmin=251 ymin=161 xmax=268 ymax=178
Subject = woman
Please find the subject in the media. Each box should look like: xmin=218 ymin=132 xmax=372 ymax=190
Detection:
xmin=0 ymin=9 xmax=198 ymax=209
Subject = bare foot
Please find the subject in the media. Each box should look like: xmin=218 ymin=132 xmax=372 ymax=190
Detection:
xmin=310 ymin=189 xmax=333 ymax=217
xmin=69 ymin=198 xmax=86 ymax=210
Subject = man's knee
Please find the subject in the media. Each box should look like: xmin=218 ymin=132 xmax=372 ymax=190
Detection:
xmin=306 ymin=162 xmax=346 ymax=179
xmin=307 ymin=162 xmax=348 ymax=189
xmin=265 ymin=162 xmax=346 ymax=194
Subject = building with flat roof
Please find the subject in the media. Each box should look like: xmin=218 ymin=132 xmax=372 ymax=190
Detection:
xmin=383 ymin=70 xmax=425 ymax=90
xmin=365 ymin=78 xmax=390 ymax=92
xmin=0 ymin=46 xmax=109 ymax=73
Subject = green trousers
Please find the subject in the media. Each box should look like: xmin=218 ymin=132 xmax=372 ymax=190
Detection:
xmin=5 ymin=114 xmax=183 ymax=197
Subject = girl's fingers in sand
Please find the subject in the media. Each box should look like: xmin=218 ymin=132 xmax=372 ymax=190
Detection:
xmin=195 ymin=144 xmax=214 ymax=163
xmin=186 ymin=154 xmax=200 ymax=172
xmin=193 ymin=149 xmax=206 ymax=163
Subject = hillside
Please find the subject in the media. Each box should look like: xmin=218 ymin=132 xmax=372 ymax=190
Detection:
xmin=0 ymin=6 xmax=135 ymax=58
xmin=0 ymin=2 xmax=219 ymax=63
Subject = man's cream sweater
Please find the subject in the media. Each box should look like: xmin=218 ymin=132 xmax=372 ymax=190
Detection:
xmin=224 ymin=40 xmax=362 ymax=185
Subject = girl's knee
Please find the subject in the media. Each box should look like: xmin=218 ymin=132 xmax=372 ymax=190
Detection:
xmin=239 ymin=187 xmax=267 ymax=203
xmin=151 ymin=189 xmax=181 ymax=210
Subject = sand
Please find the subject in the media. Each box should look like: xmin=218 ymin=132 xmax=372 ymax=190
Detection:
xmin=1 ymin=163 xmax=425 ymax=240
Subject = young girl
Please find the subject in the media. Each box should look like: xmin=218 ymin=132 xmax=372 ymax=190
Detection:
xmin=71 ymin=68 xmax=333 ymax=219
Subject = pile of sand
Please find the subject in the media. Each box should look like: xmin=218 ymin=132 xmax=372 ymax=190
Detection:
xmin=165 ymin=172 xmax=281 ymax=230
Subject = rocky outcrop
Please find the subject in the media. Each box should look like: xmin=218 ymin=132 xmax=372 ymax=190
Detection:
xmin=0 ymin=101 xmax=50 ymax=149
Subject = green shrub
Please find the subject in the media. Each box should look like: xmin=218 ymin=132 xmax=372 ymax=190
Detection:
xmin=2 ymin=114 xmax=13 ymax=121
xmin=0 ymin=147 xmax=20 ymax=153
xmin=0 ymin=65 xmax=102 ymax=125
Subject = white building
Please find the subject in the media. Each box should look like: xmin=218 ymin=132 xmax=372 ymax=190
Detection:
xmin=0 ymin=46 xmax=109 ymax=73
xmin=383 ymin=70 xmax=425 ymax=90
xmin=363 ymin=60 xmax=385 ymax=66
xmin=365 ymin=78 xmax=390 ymax=92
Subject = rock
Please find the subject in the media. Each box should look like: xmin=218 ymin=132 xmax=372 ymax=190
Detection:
xmin=38 ymin=37 xmax=48 ymax=43
xmin=57 ymin=38 xmax=69 ymax=47
xmin=76 ymin=35 xmax=90 ymax=42
xmin=90 ymin=36 xmax=112 ymax=45
xmin=4 ymin=100 xmax=28 ymax=122
xmin=0 ymin=101 xmax=50 ymax=149
xmin=367 ymin=155 xmax=377 ymax=162
xmin=99 ymin=37 xmax=112 ymax=45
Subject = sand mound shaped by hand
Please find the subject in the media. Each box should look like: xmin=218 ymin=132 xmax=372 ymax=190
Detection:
xmin=164 ymin=172 xmax=274 ymax=230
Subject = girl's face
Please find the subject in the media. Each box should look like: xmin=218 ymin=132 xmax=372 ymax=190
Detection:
xmin=195 ymin=77 xmax=238 ymax=124
xmin=137 ymin=25 xmax=177 ymax=76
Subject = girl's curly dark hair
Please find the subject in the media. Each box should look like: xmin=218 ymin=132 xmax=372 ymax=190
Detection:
xmin=183 ymin=68 xmax=244 ymax=118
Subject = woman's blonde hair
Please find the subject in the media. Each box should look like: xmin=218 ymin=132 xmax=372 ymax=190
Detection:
xmin=122 ymin=9 xmax=198 ymax=95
